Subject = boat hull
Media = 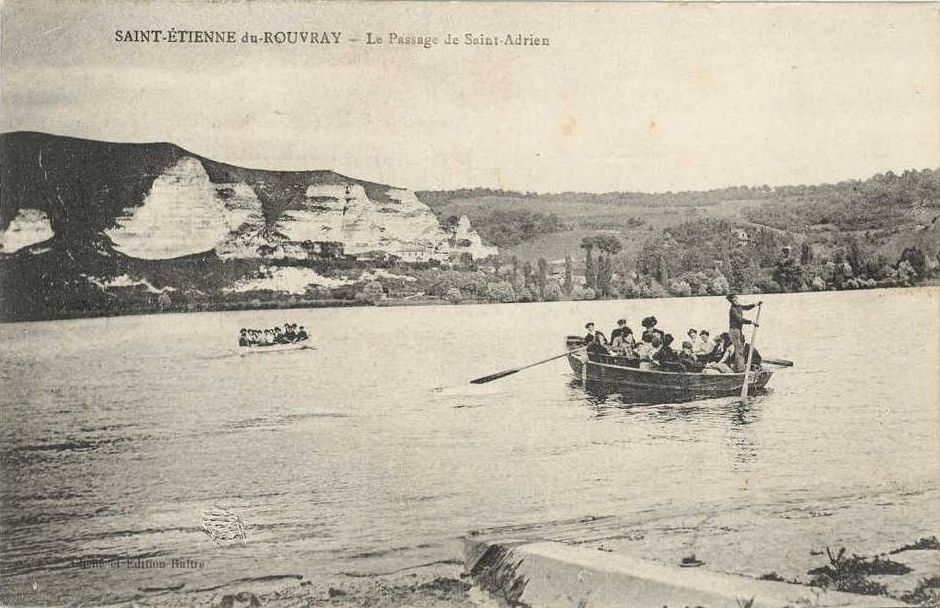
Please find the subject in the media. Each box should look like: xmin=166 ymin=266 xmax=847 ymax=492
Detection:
xmin=565 ymin=336 xmax=772 ymax=403
xmin=239 ymin=340 xmax=312 ymax=355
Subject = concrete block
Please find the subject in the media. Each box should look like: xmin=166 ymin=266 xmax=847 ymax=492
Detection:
xmin=464 ymin=539 xmax=912 ymax=608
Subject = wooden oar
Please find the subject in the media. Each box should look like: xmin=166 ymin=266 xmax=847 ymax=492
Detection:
xmin=762 ymin=357 xmax=794 ymax=368
xmin=471 ymin=346 xmax=587 ymax=384
xmin=740 ymin=303 xmax=763 ymax=402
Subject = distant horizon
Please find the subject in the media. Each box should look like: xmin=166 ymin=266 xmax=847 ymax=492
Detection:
xmin=5 ymin=128 xmax=936 ymax=198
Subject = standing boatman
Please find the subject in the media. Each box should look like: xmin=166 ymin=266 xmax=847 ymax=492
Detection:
xmin=726 ymin=294 xmax=761 ymax=372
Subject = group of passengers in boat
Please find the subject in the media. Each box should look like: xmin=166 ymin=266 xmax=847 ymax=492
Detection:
xmin=239 ymin=323 xmax=309 ymax=347
xmin=581 ymin=295 xmax=762 ymax=374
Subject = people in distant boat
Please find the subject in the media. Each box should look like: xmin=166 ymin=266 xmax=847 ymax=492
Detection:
xmin=283 ymin=323 xmax=296 ymax=341
xmin=239 ymin=323 xmax=311 ymax=347
xmin=727 ymin=294 xmax=762 ymax=372
xmin=678 ymin=340 xmax=705 ymax=372
xmin=583 ymin=323 xmax=610 ymax=355
xmin=641 ymin=316 xmax=665 ymax=343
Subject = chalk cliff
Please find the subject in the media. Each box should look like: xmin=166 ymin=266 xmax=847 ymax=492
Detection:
xmin=1 ymin=132 xmax=495 ymax=261
xmin=0 ymin=132 xmax=497 ymax=320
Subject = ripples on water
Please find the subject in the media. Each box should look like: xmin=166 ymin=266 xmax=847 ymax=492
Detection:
xmin=1 ymin=288 xmax=937 ymax=604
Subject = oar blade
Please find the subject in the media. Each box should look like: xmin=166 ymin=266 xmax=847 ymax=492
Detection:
xmin=470 ymin=368 xmax=520 ymax=384
xmin=763 ymin=358 xmax=794 ymax=367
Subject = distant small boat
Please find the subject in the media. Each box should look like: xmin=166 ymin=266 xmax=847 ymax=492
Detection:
xmin=239 ymin=339 xmax=312 ymax=355
xmin=565 ymin=336 xmax=773 ymax=403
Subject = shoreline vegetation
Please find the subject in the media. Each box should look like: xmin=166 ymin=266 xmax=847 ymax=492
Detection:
xmin=2 ymin=281 xmax=938 ymax=325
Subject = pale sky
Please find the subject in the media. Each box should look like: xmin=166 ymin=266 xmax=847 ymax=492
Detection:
xmin=2 ymin=1 xmax=938 ymax=193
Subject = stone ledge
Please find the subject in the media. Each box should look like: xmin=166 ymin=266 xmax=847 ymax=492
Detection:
xmin=464 ymin=539 xmax=912 ymax=608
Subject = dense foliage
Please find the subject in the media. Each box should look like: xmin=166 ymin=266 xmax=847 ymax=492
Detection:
xmin=472 ymin=209 xmax=564 ymax=248
xmin=745 ymin=169 xmax=940 ymax=232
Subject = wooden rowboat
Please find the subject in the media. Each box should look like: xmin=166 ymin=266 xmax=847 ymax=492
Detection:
xmin=239 ymin=339 xmax=312 ymax=355
xmin=565 ymin=336 xmax=772 ymax=403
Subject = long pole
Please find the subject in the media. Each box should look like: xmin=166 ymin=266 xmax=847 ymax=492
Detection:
xmin=740 ymin=303 xmax=763 ymax=401
xmin=470 ymin=346 xmax=587 ymax=384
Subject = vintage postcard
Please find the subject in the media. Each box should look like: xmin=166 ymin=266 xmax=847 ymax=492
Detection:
xmin=1 ymin=1 xmax=938 ymax=607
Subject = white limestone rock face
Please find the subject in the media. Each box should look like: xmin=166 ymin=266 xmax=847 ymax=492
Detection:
xmin=106 ymin=157 xmax=233 ymax=259
xmin=227 ymin=265 xmax=353 ymax=295
xmin=451 ymin=215 xmax=498 ymax=259
xmin=381 ymin=189 xmax=449 ymax=255
xmin=103 ymin=157 xmax=496 ymax=262
xmin=274 ymin=183 xmax=357 ymax=247
xmin=0 ymin=208 xmax=54 ymax=253
xmin=213 ymin=182 xmax=273 ymax=259
xmin=277 ymin=184 xmax=448 ymax=257
xmin=85 ymin=274 xmax=176 ymax=294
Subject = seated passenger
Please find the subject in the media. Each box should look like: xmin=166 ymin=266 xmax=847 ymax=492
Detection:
xmin=687 ymin=328 xmax=698 ymax=347
xmin=583 ymin=323 xmax=610 ymax=355
xmin=705 ymin=334 xmax=736 ymax=373
xmin=610 ymin=326 xmax=637 ymax=357
xmin=641 ymin=316 xmax=666 ymax=343
xmin=635 ymin=333 xmax=654 ymax=363
xmin=699 ymin=333 xmax=726 ymax=363
xmin=239 ymin=329 xmax=249 ymax=347
xmin=611 ymin=319 xmax=627 ymax=343
xmin=296 ymin=326 xmax=309 ymax=341
xmin=695 ymin=330 xmax=711 ymax=356
xmin=678 ymin=341 xmax=704 ymax=372
xmin=653 ymin=334 xmax=683 ymax=371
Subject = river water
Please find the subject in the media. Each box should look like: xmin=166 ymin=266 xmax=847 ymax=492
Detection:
xmin=1 ymin=288 xmax=937 ymax=605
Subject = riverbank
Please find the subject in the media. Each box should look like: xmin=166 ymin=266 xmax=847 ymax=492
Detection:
xmin=3 ymin=280 xmax=939 ymax=324
xmin=112 ymin=562 xmax=481 ymax=608
xmin=115 ymin=487 xmax=939 ymax=608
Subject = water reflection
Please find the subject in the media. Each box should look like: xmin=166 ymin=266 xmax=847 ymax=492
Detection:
xmin=725 ymin=400 xmax=762 ymax=466
xmin=570 ymin=376 xmax=766 ymax=465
